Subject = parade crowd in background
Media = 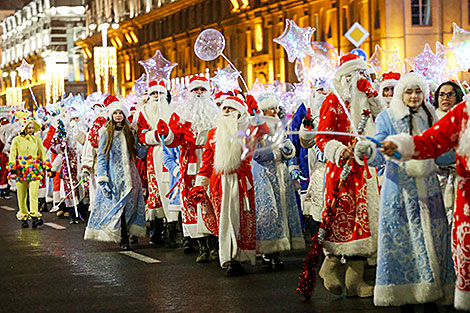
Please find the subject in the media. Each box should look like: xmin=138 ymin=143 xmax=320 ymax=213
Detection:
xmin=1 ymin=50 xmax=470 ymax=313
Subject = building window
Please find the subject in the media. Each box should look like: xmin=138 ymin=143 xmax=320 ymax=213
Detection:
xmin=411 ymin=0 xmax=431 ymax=26
xmin=374 ymin=1 xmax=380 ymax=29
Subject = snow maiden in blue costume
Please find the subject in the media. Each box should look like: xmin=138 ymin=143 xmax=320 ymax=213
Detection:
xmin=355 ymin=73 xmax=455 ymax=310
xmin=252 ymin=93 xmax=304 ymax=269
xmin=84 ymin=101 xmax=146 ymax=251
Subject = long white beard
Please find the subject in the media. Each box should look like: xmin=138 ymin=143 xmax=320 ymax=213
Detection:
xmin=174 ymin=92 xmax=219 ymax=134
xmin=145 ymin=95 xmax=172 ymax=125
xmin=333 ymin=73 xmax=371 ymax=133
xmin=214 ymin=112 xmax=243 ymax=173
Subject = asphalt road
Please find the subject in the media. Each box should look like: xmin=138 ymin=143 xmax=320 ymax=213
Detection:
xmin=0 ymin=195 xmax=456 ymax=313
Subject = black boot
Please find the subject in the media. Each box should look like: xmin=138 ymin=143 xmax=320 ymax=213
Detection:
xmin=31 ymin=217 xmax=43 ymax=229
xmin=207 ymin=235 xmax=218 ymax=261
xmin=119 ymin=212 xmax=131 ymax=251
xmin=38 ymin=198 xmax=48 ymax=213
xmin=226 ymin=260 xmax=246 ymax=276
xmin=77 ymin=202 xmax=89 ymax=221
xmin=21 ymin=220 xmax=29 ymax=228
xmin=182 ymin=237 xmax=195 ymax=254
xmin=149 ymin=218 xmax=164 ymax=246
xmin=196 ymin=237 xmax=209 ymax=263
xmin=163 ymin=221 xmax=178 ymax=248
xmin=271 ymin=252 xmax=284 ymax=270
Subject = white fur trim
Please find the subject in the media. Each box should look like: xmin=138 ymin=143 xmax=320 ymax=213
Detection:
xmin=379 ymin=79 xmax=398 ymax=97
xmin=195 ymin=175 xmax=210 ymax=187
xmin=188 ymin=79 xmax=210 ymax=92
xmin=323 ymin=236 xmax=376 ymax=257
xmin=144 ymin=130 xmax=159 ymax=145
xmin=148 ymin=84 xmax=167 ymax=95
xmin=107 ymin=101 xmax=129 ymax=119
xmin=374 ymin=282 xmax=451 ymax=307
xmin=335 ymin=58 xmax=368 ymax=79
xmin=96 ymin=176 xmax=109 ymax=183
xmin=404 ymin=159 xmax=435 ymax=177
xmin=385 ymin=133 xmax=414 ymax=161
xmin=163 ymin=130 xmax=174 ymax=146
xmin=455 ymin=287 xmax=470 ymax=311
xmin=222 ymin=98 xmax=247 ymax=114
xmin=324 ymin=139 xmax=346 ymax=165
xmin=258 ymin=95 xmax=279 ymax=111
xmin=256 ymin=237 xmax=291 ymax=254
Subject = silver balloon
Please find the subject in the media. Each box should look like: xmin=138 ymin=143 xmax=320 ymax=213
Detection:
xmin=194 ymin=29 xmax=226 ymax=61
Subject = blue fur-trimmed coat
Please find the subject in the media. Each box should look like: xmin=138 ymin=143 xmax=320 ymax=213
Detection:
xmin=84 ymin=130 xmax=146 ymax=243
xmin=369 ymin=101 xmax=455 ymax=306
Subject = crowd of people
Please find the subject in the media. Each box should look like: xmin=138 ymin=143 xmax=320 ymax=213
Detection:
xmin=1 ymin=52 xmax=469 ymax=312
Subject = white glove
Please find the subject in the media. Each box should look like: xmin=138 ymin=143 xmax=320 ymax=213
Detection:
xmin=354 ymin=140 xmax=377 ymax=166
xmin=81 ymin=170 xmax=90 ymax=182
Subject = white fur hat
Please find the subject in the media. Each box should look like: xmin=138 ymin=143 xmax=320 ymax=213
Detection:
xmin=188 ymin=76 xmax=210 ymax=92
xmin=335 ymin=53 xmax=368 ymax=79
xmin=221 ymin=96 xmax=247 ymax=114
xmin=107 ymin=101 xmax=129 ymax=119
xmin=392 ymin=73 xmax=429 ymax=103
xmin=148 ymin=80 xmax=167 ymax=95
xmin=257 ymin=92 xmax=279 ymax=111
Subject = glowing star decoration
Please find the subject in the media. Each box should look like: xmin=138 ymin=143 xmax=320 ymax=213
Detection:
xmin=448 ymin=23 xmax=470 ymax=70
xmin=405 ymin=44 xmax=445 ymax=84
xmin=138 ymin=50 xmax=177 ymax=87
xmin=211 ymin=65 xmax=241 ymax=92
xmin=273 ymin=19 xmax=316 ymax=63
xmin=295 ymin=41 xmax=338 ymax=84
xmin=132 ymin=73 xmax=148 ymax=98
xmin=367 ymin=45 xmax=405 ymax=76
xmin=435 ymin=41 xmax=460 ymax=80
xmin=16 ymin=59 xmax=34 ymax=82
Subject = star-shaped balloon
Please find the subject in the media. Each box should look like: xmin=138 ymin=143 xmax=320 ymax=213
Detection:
xmin=448 ymin=23 xmax=470 ymax=47
xmin=273 ymin=19 xmax=316 ymax=63
xmin=132 ymin=73 xmax=148 ymax=98
xmin=367 ymin=45 xmax=405 ymax=76
xmin=405 ymin=44 xmax=445 ymax=84
xmin=16 ymin=59 xmax=34 ymax=82
xmin=138 ymin=50 xmax=177 ymax=87
xmin=295 ymin=41 xmax=338 ymax=84
xmin=435 ymin=41 xmax=460 ymax=79
xmin=211 ymin=65 xmax=241 ymax=92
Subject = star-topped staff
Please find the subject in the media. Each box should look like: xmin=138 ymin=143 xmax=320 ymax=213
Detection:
xmin=273 ymin=19 xmax=315 ymax=63
xmin=16 ymin=59 xmax=39 ymax=110
xmin=211 ymin=65 xmax=241 ymax=92
xmin=405 ymin=44 xmax=445 ymax=85
xmin=138 ymin=50 xmax=177 ymax=87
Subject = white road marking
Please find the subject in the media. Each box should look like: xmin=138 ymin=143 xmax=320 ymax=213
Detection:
xmin=0 ymin=206 xmax=15 ymax=211
xmin=43 ymin=222 xmax=67 ymax=230
xmin=120 ymin=251 xmax=161 ymax=264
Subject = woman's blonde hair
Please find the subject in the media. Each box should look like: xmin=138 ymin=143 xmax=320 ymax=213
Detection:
xmin=103 ymin=113 xmax=136 ymax=162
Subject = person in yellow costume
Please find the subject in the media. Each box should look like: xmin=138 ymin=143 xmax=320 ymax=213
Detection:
xmin=7 ymin=112 xmax=51 ymax=228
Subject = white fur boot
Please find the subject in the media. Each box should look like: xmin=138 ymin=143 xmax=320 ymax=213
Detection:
xmin=319 ymin=255 xmax=344 ymax=295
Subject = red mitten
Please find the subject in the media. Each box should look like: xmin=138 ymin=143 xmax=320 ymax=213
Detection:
xmin=356 ymin=78 xmax=378 ymax=98
xmin=156 ymin=119 xmax=169 ymax=137
xmin=246 ymin=95 xmax=259 ymax=115
xmin=188 ymin=186 xmax=207 ymax=205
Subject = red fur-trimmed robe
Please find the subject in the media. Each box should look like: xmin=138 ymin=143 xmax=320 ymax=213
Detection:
xmin=165 ymin=112 xmax=211 ymax=238
xmin=315 ymin=93 xmax=379 ymax=257
xmin=195 ymin=128 xmax=256 ymax=267
xmin=402 ymin=100 xmax=470 ymax=311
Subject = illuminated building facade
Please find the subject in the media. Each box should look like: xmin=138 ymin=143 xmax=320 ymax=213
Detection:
xmin=60 ymin=0 xmax=470 ymax=95
xmin=0 ymin=0 xmax=87 ymax=108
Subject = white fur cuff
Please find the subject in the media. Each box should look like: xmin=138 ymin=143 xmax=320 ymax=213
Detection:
xmin=385 ymin=133 xmax=414 ymax=161
xmin=96 ymin=176 xmax=109 ymax=183
xmin=163 ymin=130 xmax=174 ymax=146
xmin=324 ymin=140 xmax=347 ymax=165
xmin=299 ymin=125 xmax=315 ymax=141
xmin=145 ymin=130 xmax=159 ymax=145
xmin=195 ymin=175 xmax=210 ymax=187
